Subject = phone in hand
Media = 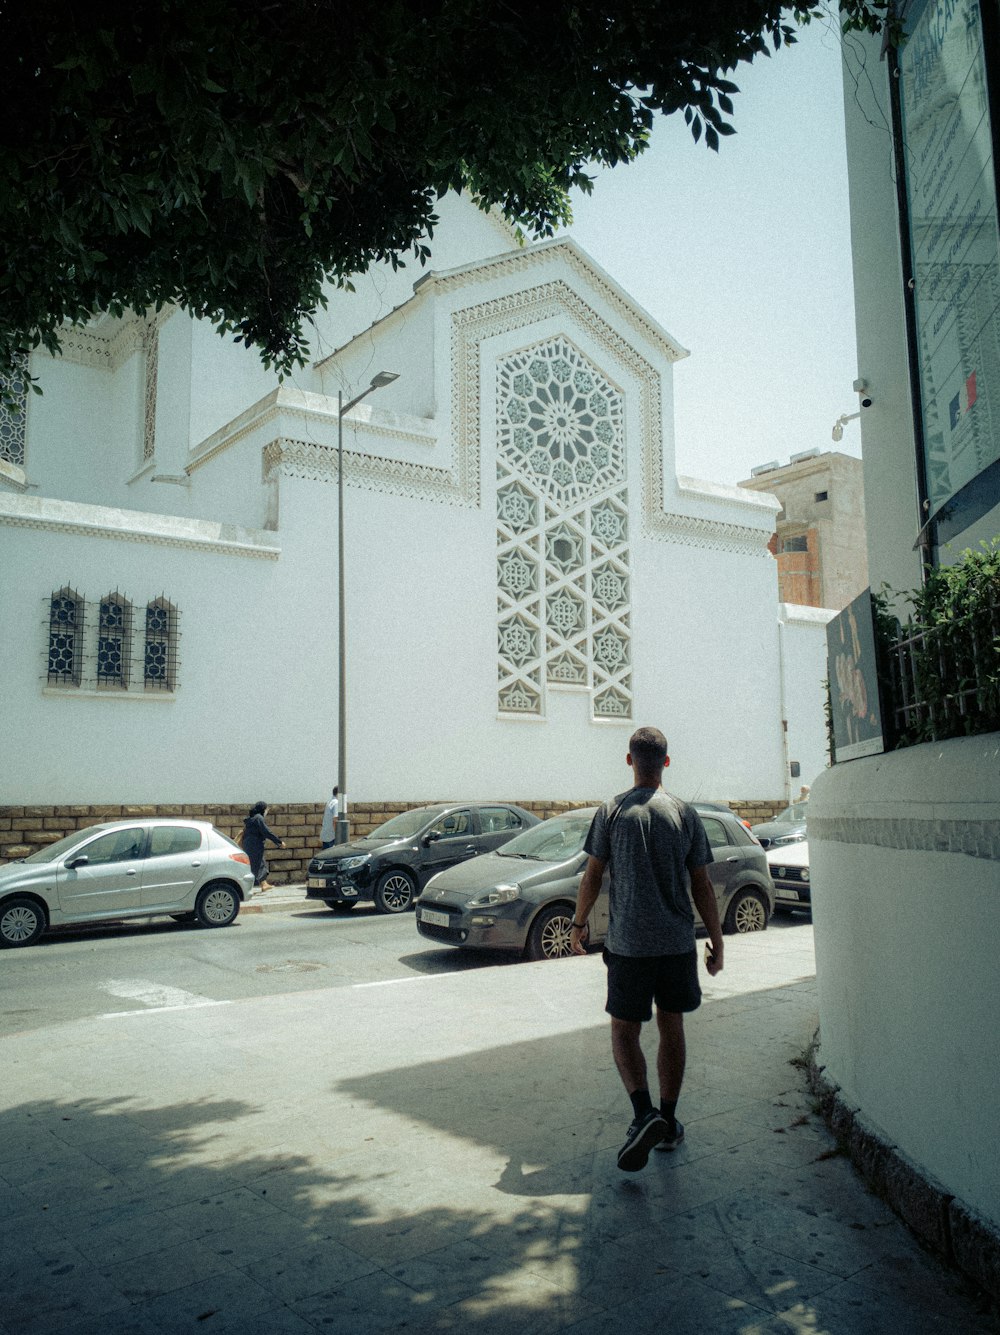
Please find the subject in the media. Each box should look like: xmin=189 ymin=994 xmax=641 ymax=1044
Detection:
xmin=704 ymin=942 xmax=717 ymax=969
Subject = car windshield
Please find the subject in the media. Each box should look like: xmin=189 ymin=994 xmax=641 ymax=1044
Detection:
xmin=775 ymin=802 xmax=808 ymax=824
xmin=19 ymin=829 xmax=106 ymax=863
xmin=362 ymin=808 xmax=447 ymax=840
xmin=497 ymin=814 xmax=592 ymax=861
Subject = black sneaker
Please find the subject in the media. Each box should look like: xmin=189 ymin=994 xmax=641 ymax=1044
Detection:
xmin=653 ymin=1119 xmax=685 ymax=1152
xmin=617 ymin=1109 xmax=669 ymax=1172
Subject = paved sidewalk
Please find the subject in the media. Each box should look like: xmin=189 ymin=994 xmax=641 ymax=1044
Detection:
xmin=240 ymin=883 xmax=312 ymax=914
xmin=3 ymin=937 xmax=997 ymax=1334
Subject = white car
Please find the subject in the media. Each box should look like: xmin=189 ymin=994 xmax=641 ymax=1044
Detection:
xmin=766 ymin=841 xmax=811 ymax=916
xmin=0 ymin=818 xmax=255 ymax=948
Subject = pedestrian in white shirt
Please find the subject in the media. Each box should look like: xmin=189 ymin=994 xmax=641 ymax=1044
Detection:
xmin=321 ymin=787 xmax=339 ymax=848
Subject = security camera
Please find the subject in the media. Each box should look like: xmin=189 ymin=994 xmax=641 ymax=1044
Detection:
xmin=853 ymin=378 xmax=873 ymax=408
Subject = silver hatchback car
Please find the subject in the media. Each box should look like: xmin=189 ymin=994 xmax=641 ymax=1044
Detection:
xmin=0 ymin=819 xmax=256 ymax=948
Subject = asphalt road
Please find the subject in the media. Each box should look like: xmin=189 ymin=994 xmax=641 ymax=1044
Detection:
xmin=1 ymin=905 xmax=815 ymax=1039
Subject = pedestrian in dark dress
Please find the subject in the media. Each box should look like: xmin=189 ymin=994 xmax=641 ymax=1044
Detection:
xmin=243 ymin=801 xmax=284 ymax=890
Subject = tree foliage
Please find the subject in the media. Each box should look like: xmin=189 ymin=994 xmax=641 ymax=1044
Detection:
xmin=1 ymin=1 xmax=891 ymax=379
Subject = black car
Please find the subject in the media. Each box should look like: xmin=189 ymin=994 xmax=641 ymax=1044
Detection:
xmin=305 ymin=802 xmax=538 ymax=914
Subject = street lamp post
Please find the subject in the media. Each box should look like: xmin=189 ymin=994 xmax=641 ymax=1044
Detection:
xmin=336 ymin=370 xmax=399 ymax=844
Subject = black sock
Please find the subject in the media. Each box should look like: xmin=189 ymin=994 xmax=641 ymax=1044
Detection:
xmin=660 ymin=1099 xmax=678 ymax=1128
xmin=629 ymin=1089 xmax=654 ymax=1120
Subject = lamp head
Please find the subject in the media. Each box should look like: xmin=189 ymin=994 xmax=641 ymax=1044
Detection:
xmin=369 ymin=371 xmax=399 ymax=389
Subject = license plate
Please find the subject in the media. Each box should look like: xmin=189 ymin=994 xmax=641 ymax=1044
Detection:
xmin=776 ymin=887 xmax=800 ymax=901
xmin=308 ymin=877 xmax=328 ymax=889
xmin=420 ymin=908 xmax=450 ymax=927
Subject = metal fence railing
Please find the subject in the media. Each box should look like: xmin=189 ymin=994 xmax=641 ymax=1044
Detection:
xmin=887 ymin=598 xmax=1000 ymax=745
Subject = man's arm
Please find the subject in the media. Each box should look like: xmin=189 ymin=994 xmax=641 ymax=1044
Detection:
xmin=570 ymin=855 xmax=606 ymax=955
xmin=690 ymin=865 xmax=724 ymax=975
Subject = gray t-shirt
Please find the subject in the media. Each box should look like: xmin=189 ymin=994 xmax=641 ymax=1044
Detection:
xmin=584 ymin=786 xmax=713 ymax=957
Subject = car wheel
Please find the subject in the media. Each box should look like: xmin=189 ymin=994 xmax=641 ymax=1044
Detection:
xmin=524 ymin=905 xmax=575 ymax=961
xmin=194 ymin=882 xmax=240 ymax=928
xmin=723 ymin=888 xmax=768 ymax=934
xmin=374 ymin=870 xmax=415 ymax=914
xmin=326 ymin=900 xmax=356 ymax=914
xmin=0 ymin=897 xmax=46 ymax=948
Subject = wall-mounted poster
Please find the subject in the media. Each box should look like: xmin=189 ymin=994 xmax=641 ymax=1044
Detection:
xmin=827 ymin=589 xmax=886 ymax=762
xmin=898 ymin=0 xmax=1000 ymax=542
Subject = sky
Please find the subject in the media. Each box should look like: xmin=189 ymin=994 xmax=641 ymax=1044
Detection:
xmin=563 ymin=9 xmax=863 ymax=487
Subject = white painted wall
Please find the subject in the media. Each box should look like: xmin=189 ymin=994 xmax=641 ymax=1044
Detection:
xmin=810 ymin=734 xmax=1000 ymax=1225
xmin=779 ymin=604 xmax=836 ymax=795
xmin=0 ymin=504 xmax=284 ymax=804
xmin=820 ymin=24 xmax=1000 ymax=1233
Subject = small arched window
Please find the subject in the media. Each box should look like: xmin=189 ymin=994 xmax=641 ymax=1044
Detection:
xmin=97 ymin=592 xmax=132 ymax=689
xmin=47 ymin=587 xmax=84 ymax=686
xmin=144 ymin=597 xmax=177 ymax=691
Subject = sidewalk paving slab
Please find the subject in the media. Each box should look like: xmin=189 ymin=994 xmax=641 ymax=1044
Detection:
xmin=3 ymin=939 xmax=997 ymax=1335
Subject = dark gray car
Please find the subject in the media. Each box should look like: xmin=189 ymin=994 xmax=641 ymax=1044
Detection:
xmin=414 ymin=803 xmax=774 ymax=961
xmin=751 ymin=800 xmax=809 ymax=849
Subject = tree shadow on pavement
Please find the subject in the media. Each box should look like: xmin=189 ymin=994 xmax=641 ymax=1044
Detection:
xmin=2 ymin=987 xmax=993 ymax=1335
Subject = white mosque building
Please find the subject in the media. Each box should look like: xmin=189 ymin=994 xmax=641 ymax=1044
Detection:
xmin=0 ymin=195 xmax=829 ymax=818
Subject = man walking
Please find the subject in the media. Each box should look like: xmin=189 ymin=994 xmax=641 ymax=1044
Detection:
xmin=320 ymin=787 xmax=339 ymax=848
xmin=570 ymin=726 xmax=724 ymax=1172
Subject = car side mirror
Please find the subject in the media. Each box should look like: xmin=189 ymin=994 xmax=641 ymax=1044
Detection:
xmin=423 ymin=831 xmax=442 ymax=846
xmin=66 ymin=855 xmax=89 ymax=869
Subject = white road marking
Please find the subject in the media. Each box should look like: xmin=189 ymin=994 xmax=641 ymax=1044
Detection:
xmin=100 ymin=1002 xmax=230 ymax=1018
xmin=98 ymin=978 xmax=229 ymax=1017
xmin=351 ymin=975 xmax=442 ymax=989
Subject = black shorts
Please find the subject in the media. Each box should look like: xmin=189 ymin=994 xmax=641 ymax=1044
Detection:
xmin=603 ymin=948 xmax=701 ymax=1021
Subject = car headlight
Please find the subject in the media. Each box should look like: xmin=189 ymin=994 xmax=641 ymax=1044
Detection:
xmin=467 ymin=884 xmax=521 ymax=908
xmin=800 ymin=867 xmax=810 ymax=883
xmin=337 ymin=855 xmax=370 ymax=871
xmin=773 ymin=832 xmax=805 ymax=846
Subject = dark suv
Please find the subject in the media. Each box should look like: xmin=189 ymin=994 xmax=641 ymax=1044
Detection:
xmin=305 ymin=802 xmax=538 ymax=914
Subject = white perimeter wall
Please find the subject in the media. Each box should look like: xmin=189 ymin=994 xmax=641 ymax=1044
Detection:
xmin=834 ymin=27 xmax=1000 ymax=1229
xmin=263 ymin=470 xmax=788 ymax=804
xmin=810 ymin=735 xmax=1000 ymax=1226
xmin=779 ymin=604 xmax=836 ymax=796
xmin=0 ymin=456 xmax=792 ymax=808
xmin=0 ymin=511 xmax=289 ymax=806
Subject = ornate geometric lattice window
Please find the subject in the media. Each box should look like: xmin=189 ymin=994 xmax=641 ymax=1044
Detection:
xmin=47 ymin=588 xmax=84 ymax=686
xmin=0 ymin=353 xmax=28 ymax=467
xmin=497 ymin=338 xmax=631 ymax=720
xmin=142 ymin=323 xmax=158 ymax=463
xmin=144 ymin=597 xmax=177 ymax=690
xmin=97 ymin=593 xmax=132 ymax=689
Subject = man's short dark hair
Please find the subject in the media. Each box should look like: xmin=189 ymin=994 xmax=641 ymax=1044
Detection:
xmin=629 ymin=726 xmax=668 ymax=769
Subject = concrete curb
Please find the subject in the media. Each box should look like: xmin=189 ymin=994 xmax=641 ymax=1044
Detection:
xmin=240 ymin=884 xmax=313 ymax=914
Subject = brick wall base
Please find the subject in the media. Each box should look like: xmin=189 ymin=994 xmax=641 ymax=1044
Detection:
xmin=0 ymin=797 xmax=785 ymax=881
xmin=808 ymin=1046 xmax=1000 ymax=1304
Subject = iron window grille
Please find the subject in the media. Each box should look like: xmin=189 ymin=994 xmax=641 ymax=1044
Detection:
xmin=47 ymin=587 xmax=84 ymax=686
xmin=42 ymin=590 xmax=180 ymax=694
xmin=97 ymin=592 xmax=132 ymax=689
xmin=144 ymin=597 xmax=178 ymax=691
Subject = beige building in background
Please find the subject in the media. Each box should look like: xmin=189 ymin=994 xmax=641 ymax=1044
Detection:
xmin=739 ymin=450 xmax=867 ymax=610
